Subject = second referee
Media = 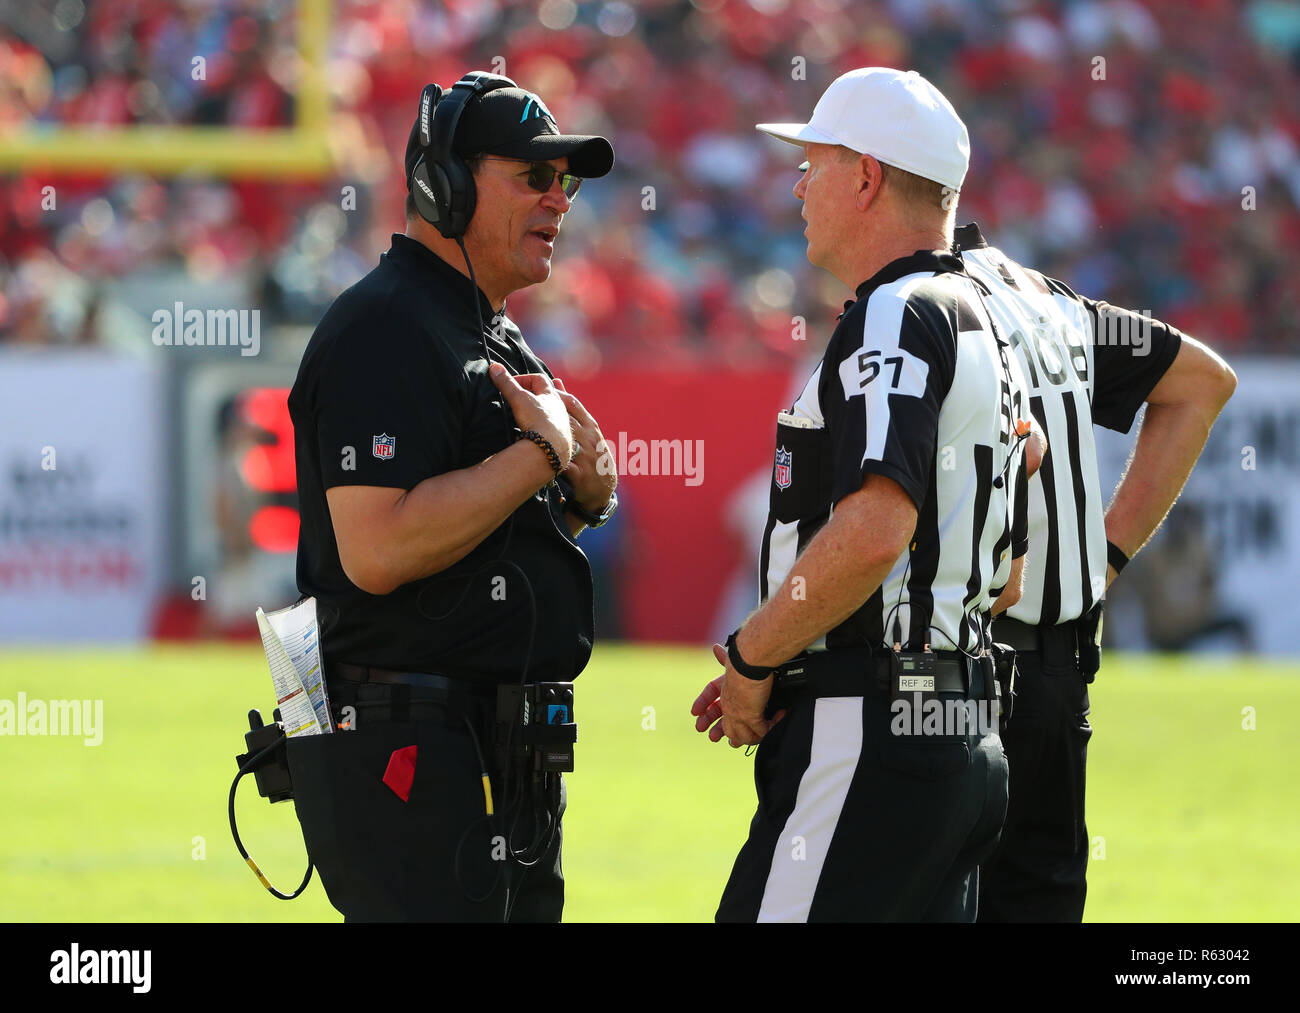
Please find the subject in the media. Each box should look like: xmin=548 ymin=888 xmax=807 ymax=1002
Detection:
xmin=692 ymin=68 xmax=1032 ymax=921
xmin=954 ymin=221 xmax=1237 ymax=921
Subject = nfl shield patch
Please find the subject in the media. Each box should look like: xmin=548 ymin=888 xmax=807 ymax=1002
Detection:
xmin=774 ymin=446 xmax=792 ymax=490
xmin=372 ymin=433 xmax=396 ymax=460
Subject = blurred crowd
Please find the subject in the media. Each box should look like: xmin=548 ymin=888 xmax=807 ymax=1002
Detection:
xmin=2 ymin=0 xmax=1299 ymax=363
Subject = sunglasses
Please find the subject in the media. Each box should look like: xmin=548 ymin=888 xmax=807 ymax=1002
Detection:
xmin=478 ymin=157 xmax=583 ymax=199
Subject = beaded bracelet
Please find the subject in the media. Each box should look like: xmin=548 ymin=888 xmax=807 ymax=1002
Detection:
xmin=518 ymin=429 xmax=564 ymax=476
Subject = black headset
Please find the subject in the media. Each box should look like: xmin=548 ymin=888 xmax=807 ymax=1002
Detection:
xmin=409 ymin=71 xmax=517 ymax=239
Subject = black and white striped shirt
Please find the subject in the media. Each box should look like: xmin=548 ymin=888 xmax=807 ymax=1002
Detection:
xmin=758 ymin=249 xmax=1030 ymax=655
xmin=954 ymin=222 xmax=1183 ymax=626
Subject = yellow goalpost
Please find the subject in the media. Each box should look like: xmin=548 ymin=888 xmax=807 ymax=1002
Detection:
xmin=0 ymin=0 xmax=333 ymax=178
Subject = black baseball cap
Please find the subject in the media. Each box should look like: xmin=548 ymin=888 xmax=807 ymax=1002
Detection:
xmin=404 ymin=83 xmax=614 ymax=187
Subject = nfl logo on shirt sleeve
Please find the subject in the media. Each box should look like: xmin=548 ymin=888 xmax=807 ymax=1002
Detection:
xmin=775 ymin=446 xmax=792 ymax=490
xmin=372 ymin=433 xmax=396 ymax=460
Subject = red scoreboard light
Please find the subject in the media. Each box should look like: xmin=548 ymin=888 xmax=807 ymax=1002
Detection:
xmin=248 ymin=505 xmax=300 ymax=553
xmin=238 ymin=387 xmax=297 ymax=493
xmin=235 ymin=387 xmax=299 ymax=553
xmin=179 ymin=364 xmax=302 ymax=605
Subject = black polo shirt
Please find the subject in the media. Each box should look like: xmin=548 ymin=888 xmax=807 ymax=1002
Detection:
xmin=288 ymin=233 xmax=593 ymax=685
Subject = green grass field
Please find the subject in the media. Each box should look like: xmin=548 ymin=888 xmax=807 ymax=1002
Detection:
xmin=1 ymin=644 xmax=1297 ymax=921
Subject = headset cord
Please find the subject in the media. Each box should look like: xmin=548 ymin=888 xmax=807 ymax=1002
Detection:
xmin=434 ymin=237 xmax=563 ymax=917
xmin=457 ymin=234 xmax=494 ymax=366
xmin=422 ymin=550 xmax=560 ymax=914
xmin=228 ymin=735 xmax=313 ymax=900
xmin=453 ymin=231 xmax=563 ymax=867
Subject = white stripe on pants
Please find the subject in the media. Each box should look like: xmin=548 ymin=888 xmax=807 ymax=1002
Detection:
xmin=757 ymin=696 xmax=863 ymax=922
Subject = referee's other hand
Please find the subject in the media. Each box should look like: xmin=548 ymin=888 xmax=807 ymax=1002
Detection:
xmin=1025 ymin=417 xmax=1047 ymax=479
xmin=489 ymin=363 xmax=575 ymax=465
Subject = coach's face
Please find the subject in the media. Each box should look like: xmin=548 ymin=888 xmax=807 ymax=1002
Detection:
xmin=465 ymin=155 xmax=572 ymax=302
xmin=794 ymin=142 xmax=859 ymax=272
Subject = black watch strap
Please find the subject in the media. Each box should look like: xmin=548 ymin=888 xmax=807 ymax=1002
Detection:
xmin=726 ymin=631 xmax=772 ymax=681
xmin=1107 ymin=540 xmax=1129 ymax=574
xmin=567 ymin=490 xmax=618 ymax=528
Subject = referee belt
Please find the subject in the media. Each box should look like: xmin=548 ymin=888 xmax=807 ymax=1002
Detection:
xmin=991 ymin=617 xmax=1086 ymax=678
xmin=990 ymin=617 xmax=1075 ymax=653
xmin=771 ymin=646 xmax=984 ymax=700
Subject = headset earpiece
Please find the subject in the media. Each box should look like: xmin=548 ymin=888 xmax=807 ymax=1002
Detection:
xmin=409 ymin=72 xmax=517 ymax=240
xmin=409 ymin=158 xmax=442 ymax=227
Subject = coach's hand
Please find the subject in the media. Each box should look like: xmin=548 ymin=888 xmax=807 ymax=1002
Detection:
xmin=691 ymin=644 xmax=784 ymax=747
xmin=552 ymin=378 xmax=617 ymax=514
xmin=489 ymin=365 xmax=574 ymax=467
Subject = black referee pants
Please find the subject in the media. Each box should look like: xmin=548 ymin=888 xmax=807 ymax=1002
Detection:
xmin=286 ymin=695 xmax=564 ymax=922
xmin=716 ymin=685 xmax=1009 ymax=922
xmin=977 ymin=648 xmax=1092 ymax=922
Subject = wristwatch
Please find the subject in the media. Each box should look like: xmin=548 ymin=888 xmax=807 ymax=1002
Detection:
xmin=565 ymin=490 xmax=618 ymax=529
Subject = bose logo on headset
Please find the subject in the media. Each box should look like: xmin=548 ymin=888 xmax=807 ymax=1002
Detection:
xmin=415 ymin=174 xmax=438 ymax=206
xmin=420 ymin=90 xmax=431 ymax=138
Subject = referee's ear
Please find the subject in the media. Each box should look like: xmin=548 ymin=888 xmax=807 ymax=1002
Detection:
xmin=854 ymin=153 xmax=886 ymax=213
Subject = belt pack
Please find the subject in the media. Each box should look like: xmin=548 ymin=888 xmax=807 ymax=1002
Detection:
xmin=328 ymin=662 xmax=578 ymax=772
xmin=495 ymin=681 xmax=577 ymax=774
xmin=993 ymin=602 xmax=1103 ymax=683
xmin=765 ymin=646 xmax=992 ymax=719
xmin=989 ymin=641 xmax=1018 ymax=727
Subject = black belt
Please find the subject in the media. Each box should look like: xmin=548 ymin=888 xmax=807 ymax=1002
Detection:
xmin=772 ymin=647 xmax=981 ymax=700
xmin=330 ymin=662 xmax=496 ymax=697
xmin=992 ymin=617 xmax=1083 ymax=677
xmin=991 ymin=618 xmax=1043 ymax=653
xmin=991 ymin=617 xmax=1080 ymax=654
xmin=326 ymin=662 xmax=496 ymax=727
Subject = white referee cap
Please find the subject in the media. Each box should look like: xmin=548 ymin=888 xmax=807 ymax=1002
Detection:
xmin=756 ymin=67 xmax=970 ymax=191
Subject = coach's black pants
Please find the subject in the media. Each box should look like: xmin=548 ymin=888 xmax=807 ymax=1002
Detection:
xmin=977 ymin=646 xmax=1091 ymax=922
xmin=716 ymin=680 xmax=1009 ymax=922
xmin=286 ymin=695 xmax=564 ymax=922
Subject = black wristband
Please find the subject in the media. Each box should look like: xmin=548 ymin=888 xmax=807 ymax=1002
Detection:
xmin=1107 ymin=540 xmax=1129 ymax=574
xmin=726 ymin=631 xmax=772 ymax=681
xmin=519 ymin=429 xmax=564 ymax=477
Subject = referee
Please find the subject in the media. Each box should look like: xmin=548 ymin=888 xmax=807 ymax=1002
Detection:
xmin=692 ymin=68 xmax=1031 ymax=921
xmin=286 ymin=72 xmax=616 ymax=922
xmin=954 ymin=222 xmax=1237 ymax=921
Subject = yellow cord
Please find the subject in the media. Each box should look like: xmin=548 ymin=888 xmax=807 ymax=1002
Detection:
xmin=245 ymin=856 xmax=274 ymax=893
xmin=481 ymin=774 xmax=495 ymax=816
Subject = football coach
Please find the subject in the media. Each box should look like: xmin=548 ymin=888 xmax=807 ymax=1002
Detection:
xmin=284 ymin=72 xmax=616 ymax=922
xmin=692 ymin=68 xmax=1033 ymax=921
